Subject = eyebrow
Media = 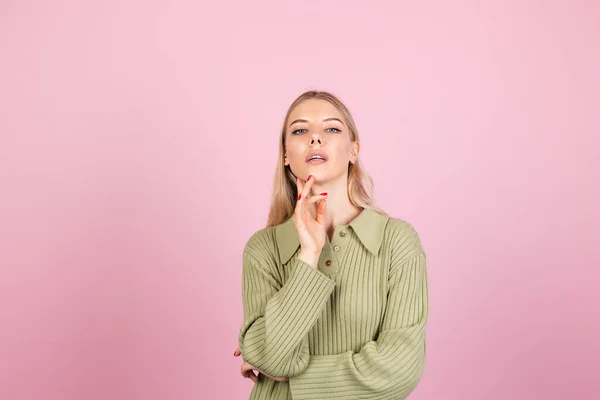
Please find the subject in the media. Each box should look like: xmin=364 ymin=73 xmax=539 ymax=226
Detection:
xmin=288 ymin=117 xmax=345 ymax=128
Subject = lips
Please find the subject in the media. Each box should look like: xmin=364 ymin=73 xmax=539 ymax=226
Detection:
xmin=305 ymin=150 xmax=329 ymax=162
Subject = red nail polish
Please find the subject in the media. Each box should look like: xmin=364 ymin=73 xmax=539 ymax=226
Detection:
xmin=298 ymin=194 xmax=302 ymax=200
xmin=307 ymin=175 xmax=312 ymax=181
xmin=320 ymin=192 xmax=328 ymax=196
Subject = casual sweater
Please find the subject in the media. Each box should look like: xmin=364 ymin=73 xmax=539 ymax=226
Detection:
xmin=238 ymin=207 xmax=429 ymax=400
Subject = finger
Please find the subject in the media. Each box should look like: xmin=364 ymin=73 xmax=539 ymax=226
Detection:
xmin=302 ymin=175 xmax=315 ymax=200
xmin=241 ymin=362 xmax=252 ymax=375
xmin=296 ymin=175 xmax=315 ymax=221
xmin=294 ymin=178 xmax=304 ymax=214
xmin=295 ymin=177 xmax=304 ymax=205
xmin=242 ymin=361 xmax=259 ymax=372
xmin=307 ymin=194 xmax=328 ymax=205
xmin=294 ymin=177 xmax=308 ymax=226
xmin=241 ymin=362 xmax=259 ymax=383
xmin=241 ymin=361 xmax=250 ymax=373
xmin=249 ymin=371 xmax=258 ymax=383
xmin=234 ymin=347 xmax=241 ymax=357
xmin=245 ymin=370 xmax=258 ymax=383
xmin=242 ymin=369 xmax=258 ymax=383
xmin=315 ymin=198 xmax=327 ymax=225
xmin=296 ymin=177 xmax=304 ymax=195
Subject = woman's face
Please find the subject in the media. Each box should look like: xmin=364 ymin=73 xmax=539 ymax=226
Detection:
xmin=284 ymin=99 xmax=359 ymax=184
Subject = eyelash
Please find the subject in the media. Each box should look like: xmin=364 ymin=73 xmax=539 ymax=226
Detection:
xmin=291 ymin=128 xmax=341 ymax=135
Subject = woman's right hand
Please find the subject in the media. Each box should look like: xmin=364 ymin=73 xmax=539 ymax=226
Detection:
xmin=294 ymin=175 xmax=328 ymax=268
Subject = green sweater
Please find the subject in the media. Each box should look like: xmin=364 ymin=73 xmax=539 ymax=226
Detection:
xmin=238 ymin=207 xmax=429 ymax=399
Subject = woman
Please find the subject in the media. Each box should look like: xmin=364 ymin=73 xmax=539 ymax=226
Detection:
xmin=233 ymin=90 xmax=429 ymax=399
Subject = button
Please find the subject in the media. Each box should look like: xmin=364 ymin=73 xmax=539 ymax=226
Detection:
xmin=333 ymin=245 xmax=341 ymax=252
xmin=325 ymin=260 xmax=332 ymax=266
xmin=339 ymin=231 xmax=347 ymax=237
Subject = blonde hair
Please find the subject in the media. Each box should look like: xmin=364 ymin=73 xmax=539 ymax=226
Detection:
xmin=266 ymin=90 xmax=387 ymax=227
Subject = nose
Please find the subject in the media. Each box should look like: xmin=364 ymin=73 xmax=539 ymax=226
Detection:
xmin=310 ymin=135 xmax=322 ymax=146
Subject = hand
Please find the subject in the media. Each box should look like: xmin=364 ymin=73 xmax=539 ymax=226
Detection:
xmin=234 ymin=346 xmax=289 ymax=383
xmin=294 ymin=175 xmax=328 ymax=267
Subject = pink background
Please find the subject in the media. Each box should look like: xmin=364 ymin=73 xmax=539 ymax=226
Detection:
xmin=1 ymin=1 xmax=599 ymax=399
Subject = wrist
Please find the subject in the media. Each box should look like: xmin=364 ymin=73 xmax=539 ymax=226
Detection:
xmin=298 ymin=249 xmax=320 ymax=268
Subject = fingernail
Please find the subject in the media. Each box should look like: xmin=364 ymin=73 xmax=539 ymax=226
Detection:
xmin=307 ymin=175 xmax=312 ymax=181
xmin=320 ymin=192 xmax=328 ymax=196
xmin=298 ymin=194 xmax=302 ymax=200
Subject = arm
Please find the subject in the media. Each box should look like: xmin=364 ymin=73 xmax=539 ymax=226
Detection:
xmin=238 ymin=243 xmax=336 ymax=378
xmin=288 ymin=247 xmax=429 ymax=400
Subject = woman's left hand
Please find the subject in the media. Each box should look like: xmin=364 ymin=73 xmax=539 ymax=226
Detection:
xmin=234 ymin=346 xmax=289 ymax=382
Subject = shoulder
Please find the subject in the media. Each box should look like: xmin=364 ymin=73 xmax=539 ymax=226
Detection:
xmin=385 ymin=216 xmax=421 ymax=237
xmin=243 ymin=225 xmax=279 ymax=261
xmin=383 ymin=216 xmax=426 ymax=262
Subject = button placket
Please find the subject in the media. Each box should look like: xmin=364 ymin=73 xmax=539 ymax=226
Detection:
xmin=329 ymin=226 xmax=348 ymax=265
xmin=319 ymin=242 xmax=337 ymax=274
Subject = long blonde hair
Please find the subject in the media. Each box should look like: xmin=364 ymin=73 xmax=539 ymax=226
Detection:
xmin=266 ymin=90 xmax=387 ymax=227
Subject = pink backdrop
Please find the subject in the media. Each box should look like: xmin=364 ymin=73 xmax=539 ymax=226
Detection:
xmin=1 ymin=1 xmax=599 ymax=399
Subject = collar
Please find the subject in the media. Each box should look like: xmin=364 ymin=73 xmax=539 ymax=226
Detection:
xmin=274 ymin=207 xmax=390 ymax=265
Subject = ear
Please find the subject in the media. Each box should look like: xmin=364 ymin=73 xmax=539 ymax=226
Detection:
xmin=351 ymin=141 xmax=360 ymax=163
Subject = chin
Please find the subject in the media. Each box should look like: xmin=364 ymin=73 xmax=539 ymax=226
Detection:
xmin=307 ymin=171 xmax=330 ymax=181
xmin=299 ymin=165 xmax=335 ymax=182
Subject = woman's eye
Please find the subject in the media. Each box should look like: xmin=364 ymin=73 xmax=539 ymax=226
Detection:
xmin=291 ymin=127 xmax=340 ymax=135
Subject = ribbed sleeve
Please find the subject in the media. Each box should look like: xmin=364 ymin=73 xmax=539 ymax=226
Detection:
xmin=238 ymin=244 xmax=337 ymax=378
xmin=288 ymin=251 xmax=429 ymax=400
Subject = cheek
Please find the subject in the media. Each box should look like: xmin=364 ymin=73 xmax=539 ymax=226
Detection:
xmin=285 ymin=150 xmax=304 ymax=167
xmin=287 ymin=141 xmax=306 ymax=157
xmin=290 ymin=149 xmax=305 ymax=162
xmin=330 ymin=143 xmax=352 ymax=160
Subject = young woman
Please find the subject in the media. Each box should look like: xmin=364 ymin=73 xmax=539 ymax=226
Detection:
xmin=233 ymin=90 xmax=429 ymax=399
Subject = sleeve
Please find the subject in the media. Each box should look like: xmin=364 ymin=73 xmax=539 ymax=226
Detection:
xmin=238 ymin=245 xmax=337 ymax=378
xmin=288 ymin=245 xmax=429 ymax=400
